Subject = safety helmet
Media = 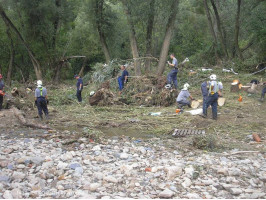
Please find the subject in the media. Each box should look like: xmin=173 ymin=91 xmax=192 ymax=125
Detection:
xmin=183 ymin=83 xmax=190 ymax=90
xmin=165 ymin=84 xmax=172 ymax=89
xmin=90 ymin=91 xmax=95 ymax=96
xmin=0 ymin=74 xmax=2 ymax=79
xmin=210 ymin=74 xmax=217 ymax=81
xmin=37 ymin=80 xmax=42 ymax=87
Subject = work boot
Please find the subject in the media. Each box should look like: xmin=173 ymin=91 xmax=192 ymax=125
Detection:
xmin=38 ymin=114 xmax=43 ymax=120
xmin=259 ymin=97 xmax=264 ymax=102
xmin=45 ymin=114 xmax=49 ymax=120
xmin=200 ymin=113 xmax=207 ymax=118
xmin=212 ymin=113 xmax=217 ymax=120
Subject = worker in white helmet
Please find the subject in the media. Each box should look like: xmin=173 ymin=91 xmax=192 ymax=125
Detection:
xmin=176 ymin=83 xmax=194 ymax=111
xmin=35 ymin=80 xmax=49 ymax=120
xmin=202 ymin=74 xmax=223 ymax=120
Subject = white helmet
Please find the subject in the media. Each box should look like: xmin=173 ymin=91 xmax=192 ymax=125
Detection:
xmin=210 ymin=74 xmax=217 ymax=81
xmin=183 ymin=83 xmax=190 ymax=90
xmin=37 ymin=80 xmax=42 ymax=87
xmin=90 ymin=91 xmax=95 ymax=96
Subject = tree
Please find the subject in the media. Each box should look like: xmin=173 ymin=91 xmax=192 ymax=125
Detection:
xmin=144 ymin=0 xmax=155 ymax=72
xmin=203 ymin=0 xmax=219 ymax=60
xmin=122 ymin=0 xmax=141 ymax=76
xmin=0 ymin=3 xmax=42 ymax=80
xmin=157 ymin=0 xmax=179 ymax=76
xmin=233 ymin=0 xmax=243 ymax=59
xmin=6 ymin=25 xmax=14 ymax=86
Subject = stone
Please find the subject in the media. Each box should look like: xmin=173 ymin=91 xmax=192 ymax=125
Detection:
xmin=30 ymin=157 xmax=44 ymax=165
xmin=88 ymin=183 xmax=101 ymax=192
xmin=92 ymin=145 xmax=101 ymax=151
xmin=185 ymin=166 xmax=194 ymax=177
xmin=182 ymin=177 xmax=192 ymax=188
xmin=12 ymin=171 xmax=26 ymax=180
xmin=11 ymin=188 xmax=23 ymax=198
xmin=187 ymin=193 xmax=201 ymax=199
xmin=0 ymin=159 xmax=9 ymax=168
xmin=57 ymin=161 xmax=68 ymax=170
xmin=159 ymin=189 xmax=175 ymax=198
xmin=17 ymin=164 xmax=25 ymax=169
xmin=83 ymin=160 xmax=90 ymax=165
xmin=62 ymin=152 xmax=73 ymax=161
xmin=94 ymin=172 xmax=103 ymax=180
xmin=165 ymin=166 xmax=183 ymax=180
xmin=16 ymin=157 xmax=27 ymax=164
xmin=3 ymin=190 xmax=13 ymax=199
xmin=228 ymin=168 xmax=241 ymax=176
xmin=75 ymin=167 xmax=84 ymax=175
xmin=217 ymin=168 xmax=228 ymax=175
xmin=228 ymin=188 xmax=242 ymax=195
xmin=0 ymin=175 xmax=10 ymax=182
xmin=104 ymin=176 xmax=118 ymax=183
xmin=69 ymin=163 xmax=81 ymax=170
xmin=120 ymin=153 xmax=129 ymax=160
xmin=57 ymin=185 xmax=64 ymax=190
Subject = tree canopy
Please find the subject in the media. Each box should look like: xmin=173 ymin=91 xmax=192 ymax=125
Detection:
xmin=0 ymin=0 xmax=265 ymax=84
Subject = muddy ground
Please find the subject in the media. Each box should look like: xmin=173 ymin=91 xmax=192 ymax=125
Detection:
xmin=0 ymin=73 xmax=265 ymax=153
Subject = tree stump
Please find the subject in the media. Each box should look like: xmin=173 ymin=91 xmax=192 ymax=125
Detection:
xmin=230 ymin=84 xmax=240 ymax=92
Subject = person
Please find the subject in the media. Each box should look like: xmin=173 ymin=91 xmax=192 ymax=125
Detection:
xmin=260 ymin=81 xmax=266 ymax=102
xmin=117 ymin=65 xmax=129 ymax=91
xmin=176 ymin=83 xmax=194 ymax=110
xmin=201 ymin=80 xmax=208 ymax=110
xmin=0 ymin=74 xmax=5 ymax=111
xmin=202 ymin=74 xmax=223 ymax=120
xmin=166 ymin=53 xmax=178 ymax=89
xmin=74 ymin=75 xmax=83 ymax=102
xmin=35 ymin=80 xmax=49 ymax=120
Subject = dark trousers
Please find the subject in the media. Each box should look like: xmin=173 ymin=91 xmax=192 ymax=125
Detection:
xmin=167 ymin=69 xmax=178 ymax=89
xmin=77 ymin=90 xmax=82 ymax=102
xmin=177 ymin=100 xmax=191 ymax=109
xmin=203 ymin=95 xmax=207 ymax=109
xmin=203 ymin=93 xmax=218 ymax=119
xmin=37 ymin=97 xmax=48 ymax=117
xmin=0 ymin=96 xmax=3 ymax=110
xmin=262 ymin=87 xmax=266 ymax=99
xmin=118 ymin=76 xmax=124 ymax=91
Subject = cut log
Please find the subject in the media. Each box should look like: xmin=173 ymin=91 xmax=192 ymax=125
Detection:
xmin=230 ymin=84 xmax=240 ymax=92
xmin=11 ymin=107 xmax=50 ymax=130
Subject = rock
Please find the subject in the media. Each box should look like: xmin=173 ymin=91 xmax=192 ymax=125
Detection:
xmin=228 ymin=188 xmax=242 ymax=195
xmin=165 ymin=166 xmax=183 ymax=180
xmin=75 ymin=167 xmax=84 ymax=175
xmin=83 ymin=160 xmax=90 ymax=165
xmin=104 ymin=176 xmax=118 ymax=183
xmin=12 ymin=171 xmax=26 ymax=180
xmin=88 ymin=183 xmax=101 ymax=192
xmin=16 ymin=157 xmax=27 ymax=164
xmin=3 ymin=190 xmax=13 ymax=199
xmin=0 ymin=160 xmax=9 ymax=168
xmin=17 ymin=164 xmax=25 ymax=169
xmin=159 ymin=189 xmax=175 ymax=198
xmin=217 ymin=168 xmax=228 ymax=175
xmin=92 ymin=145 xmax=101 ymax=151
xmin=120 ymin=153 xmax=129 ymax=160
xmin=30 ymin=157 xmax=44 ymax=165
xmin=57 ymin=161 xmax=68 ymax=170
xmin=57 ymin=185 xmax=64 ymax=190
xmin=11 ymin=188 xmax=22 ymax=198
xmin=182 ymin=177 xmax=192 ymax=188
xmin=62 ymin=152 xmax=73 ymax=161
xmin=228 ymin=168 xmax=241 ymax=176
xmin=0 ymin=175 xmax=10 ymax=182
xmin=185 ymin=166 xmax=194 ymax=177
xmin=69 ymin=163 xmax=81 ymax=170
xmin=187 ymin=193 xmax=201 ymax=199
xmin=94 ymin=172 xmax=103 ymax=180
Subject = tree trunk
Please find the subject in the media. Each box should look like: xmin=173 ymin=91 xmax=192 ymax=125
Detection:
xmin=52 ymin=0 xmax=61 ymax=49
xmin=0 ymin=4 xmax=42 ymax=80
xmin=144 ymin=0 xmax=155 ymax=73
xmin=79 ymin=57 xmax=88 ymax=77
xmin=157 ymin=0 xmax=179 ymax=76
xmin=95 ymin=0 xmax=111 ymax=63
xmin=203 ymin=0 xmax=219 ymax=60
xmin=210 ymin=0 xmax=229 ymax=58
xmin=233 ymin=0 xmax=243 ymax=59
xmin=54 ymin=62 xmax=64 ymax=84
xmin=122 ymin=0 xmax=141 ymax=76
xmin=6 ymin=26 xmax=14 ymax=87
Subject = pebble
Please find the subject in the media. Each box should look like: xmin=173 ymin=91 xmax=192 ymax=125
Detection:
xmin=229 ymin=188 xmax=242 ymax=195
xmin=120 ymin=153 xmax=129 ymax=160
xmin=159 ymin=189 xmax=175 ymax=198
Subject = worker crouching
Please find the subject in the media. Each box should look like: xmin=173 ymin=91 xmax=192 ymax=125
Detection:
xmin=176 ymin=83 xmax=194 ymax=112
xmin=35 ymin=80 xmax=49 ymax=120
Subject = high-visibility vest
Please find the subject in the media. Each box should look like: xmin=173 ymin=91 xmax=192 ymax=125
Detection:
xmin=208 ymin=81 xmax=218 ymax=95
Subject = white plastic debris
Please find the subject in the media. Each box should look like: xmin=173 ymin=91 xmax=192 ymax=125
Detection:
xmin=202 ymin=68 xmax=213 ymax=72
xmin=185 ymin=109 xmax=203 ymax=115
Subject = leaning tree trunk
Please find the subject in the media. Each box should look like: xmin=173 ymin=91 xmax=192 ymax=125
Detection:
xmin=203 ymin=0 xmax=219 ymax=60
xmin=144 ymin=0 xmax=155 ymax=73
xmin=210 ymin=0 xmax=228 ymax=59
xmin=122 ymin=0 xmax=141 ymax=76
xmin=0 ymin=4 xmax=42 ymax=80
xmin=233 ymin=0 xmax=243 ymax=59
xmin=79 ymin=57 xmax=88 ymax=77
xmin=157 ymin=0 xmax=179 ymax=76
xmin=95 ymin=0 xmax=111 ymax=63
xmin=6 ymin=25 xmax=14 ymax=87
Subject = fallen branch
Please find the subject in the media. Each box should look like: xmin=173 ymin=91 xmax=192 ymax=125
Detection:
xmin=230 ymin=151 xmax=260 ymax=155
xmin=11 ymin=106 xmax=50 ymax=130
xmin=249 ymin=67 xmax=266 ymax=75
